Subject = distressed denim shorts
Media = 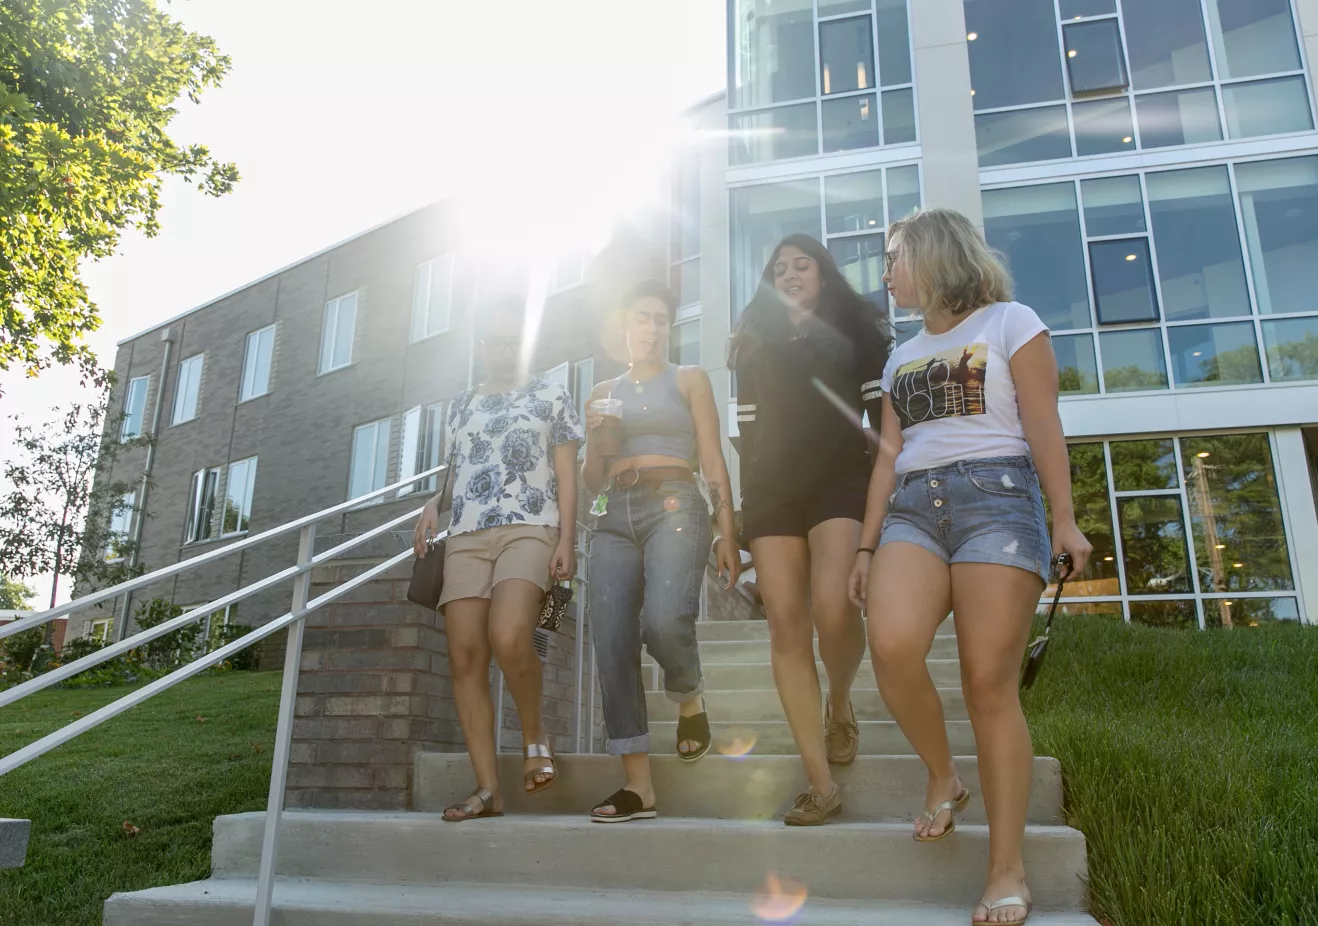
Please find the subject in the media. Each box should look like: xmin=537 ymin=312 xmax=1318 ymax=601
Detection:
xmin=879 ymin=455 xmax=1051 ymax=584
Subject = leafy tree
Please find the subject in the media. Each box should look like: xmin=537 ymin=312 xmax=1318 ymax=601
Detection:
xmin=0 ymin=573 xmax=33 ymax=609
xmin=0 ymin=0 xmax=238 ymax=389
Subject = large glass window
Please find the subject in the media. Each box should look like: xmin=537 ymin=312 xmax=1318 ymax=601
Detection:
xmin=1121 ymin=0 xmax=1212 ymax=89
xmin=671 ymin=154 xmax=702 ymax=312
xmin=820 ymin=17 xmax=873 ymax=96
xmin=983 ymin=183 xmax=1090 ymax=331
xmin=1222 ymin=77 xmax=1313 ymax=139
xmin=1261 ymin=316 xmax=1318 ymax=382
xmin=1237 ymin=157 xmax=1318 ymax=317
xmin=964 ymin=0 xmax=1065 ymax=110
xmin=730 ymin=104 xmax=819 ymax=165
xmin=1206 ymin=0 xmax=1302 ymax=80
xmin=823 ymin=94 xmax=880 ymax=152
xmin=975 ymin=106 xmax=1072 ymax=167
xmin=1063 ymin=19 xmax=1128 ymax=95
xmin=1167 ymin=322 xmax=1262 ymax=387
xmin=1054 ymin=334 xmax=1100 ymax=395
xmin=1135 ymin=88 xmax=1222 ymax=149
xmin=730 ymin=0 xmax=816 ymax=110
xmin=1100 ymin=328 xmax=1168 ymax=392
xmin=730 ymin=179 xmax=822 ymax=317
xmin=1147 ymin=167 xmax=1250 ymax=322
xmin=1090 ymin=238 xmax=1158 ymax=325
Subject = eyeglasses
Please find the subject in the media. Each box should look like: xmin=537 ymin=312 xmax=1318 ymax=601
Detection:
xmin=479 ymin=336 xmax=521 ymax=354
xmin=883 ymin=250 xmax=900 ymax=273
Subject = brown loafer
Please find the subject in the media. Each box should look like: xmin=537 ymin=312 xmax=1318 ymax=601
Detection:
xmin=783 ymin=783 xmax=841 ymax=826
xmin=824 ymin=701 xmax=859 ymax=766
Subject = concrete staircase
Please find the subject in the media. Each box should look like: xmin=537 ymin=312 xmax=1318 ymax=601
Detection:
xmin=103 ymin=618 xmax=1097 ymax=924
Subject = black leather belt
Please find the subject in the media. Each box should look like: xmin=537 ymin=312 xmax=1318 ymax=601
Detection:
xmin=612 ymin=467 xmax=696 ymax=490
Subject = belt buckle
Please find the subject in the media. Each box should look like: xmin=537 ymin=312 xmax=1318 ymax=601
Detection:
xmin=615 ymin=468 xmax=640 ymax=489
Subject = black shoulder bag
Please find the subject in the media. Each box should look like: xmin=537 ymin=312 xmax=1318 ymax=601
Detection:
xmin=406 ymin=389 xmax=476 ymax=610
xmin=1020 ymin=553 xmax=1073 ymax=690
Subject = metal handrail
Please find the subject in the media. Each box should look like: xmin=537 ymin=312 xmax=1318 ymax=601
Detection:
xmin=0 ymin=463 xmax=447 ymax=642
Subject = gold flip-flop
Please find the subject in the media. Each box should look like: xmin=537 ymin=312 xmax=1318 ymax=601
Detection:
xmin=912 ymin=787 xmax=970 ymax=842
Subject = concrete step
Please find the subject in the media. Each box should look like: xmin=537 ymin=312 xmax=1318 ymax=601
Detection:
xmin=683 ymin=636 xmax=958 ymax=663
xmin=695 ymin=616 xmax=955 ymax=642
xmin=646 ymin=719 xmax=975 ymax=756
xmin=644 ymin=686 xmax=966 ymax=722
xmin=210 ymin=813 xmax=1089 ymax=910
xmin=658 ymin=658 xmax=962 ymax=691
xmin=105 ymin=879 xmax=1100 ymax=925
xmin=413 ymin=753 xmax=1066 ymax=824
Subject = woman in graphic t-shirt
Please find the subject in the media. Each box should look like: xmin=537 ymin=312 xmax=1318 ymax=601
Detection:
xmin=412 ymin=298 xmax=584 ymax=823
xmin=848 ymin=209 xmax=1091 ymax=926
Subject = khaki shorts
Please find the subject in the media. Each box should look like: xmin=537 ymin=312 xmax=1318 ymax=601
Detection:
xmin=438 ymin=524 xmax=559 ymax=609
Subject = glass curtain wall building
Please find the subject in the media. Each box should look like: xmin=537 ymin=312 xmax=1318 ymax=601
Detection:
xmin=680 ymin=0 xmax=1318 ymax=628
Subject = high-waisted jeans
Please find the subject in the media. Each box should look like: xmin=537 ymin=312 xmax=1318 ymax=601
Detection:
xmin=588 ymin=479 xmax=710 ymax=755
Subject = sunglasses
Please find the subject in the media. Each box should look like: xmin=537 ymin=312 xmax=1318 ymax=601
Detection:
xmin=883 ymin=250 xmax=900 ymax=273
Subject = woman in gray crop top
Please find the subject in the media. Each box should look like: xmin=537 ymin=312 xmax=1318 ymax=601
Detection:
xmin=580 ymin=280 xmax=740 ymax=823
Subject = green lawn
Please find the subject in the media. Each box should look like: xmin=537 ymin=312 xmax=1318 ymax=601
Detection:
xmin=0 ymin=672 xmax=279 ymax=926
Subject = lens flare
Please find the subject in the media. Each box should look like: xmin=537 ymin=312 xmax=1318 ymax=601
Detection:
xmin=750 ymin=871 xmax=809 ymax=922
xmin=717 ymin=729 xmax=758 ymax=758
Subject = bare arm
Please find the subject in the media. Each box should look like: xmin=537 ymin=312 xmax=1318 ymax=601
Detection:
xmin=580 ymin=381 xmax=613 ymax=494
xmin=850 ymin=397 xmax=903 ymax=607
xmin=681 ymin=366 xmax=742 ymax=589
xmin=553 ymin=441 xmax=579 ymax=549
xmin=1012 ymin=332 xmax=1091 ymax=579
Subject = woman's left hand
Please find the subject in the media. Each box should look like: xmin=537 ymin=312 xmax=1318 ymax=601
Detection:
xmin=714 ymin=537 xmax=741 ymax=591
xmin=549 ymin=541 xmax=577 ymax=581
xmin=1051 ymin=520 xmax=1092 ymax=581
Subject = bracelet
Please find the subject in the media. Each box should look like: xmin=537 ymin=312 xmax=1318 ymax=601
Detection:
xmin=712 ymin=537 xmax=738 ymax=554
xmin=857 ymin=546 xmax=876 ymax=556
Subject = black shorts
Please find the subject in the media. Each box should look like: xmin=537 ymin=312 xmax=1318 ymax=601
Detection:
xmin=741 ymin=467 xmax=870 ymax=543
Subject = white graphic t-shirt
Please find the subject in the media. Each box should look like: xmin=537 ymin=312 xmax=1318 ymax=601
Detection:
xmin=880 ymin=301 xmax=1049 ymax=474
xmin=447 ymin=379 xmax=585 ymax=537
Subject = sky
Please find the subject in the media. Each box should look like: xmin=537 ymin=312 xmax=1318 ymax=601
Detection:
xmin=1 ymin=0 xmax=727 ymax=607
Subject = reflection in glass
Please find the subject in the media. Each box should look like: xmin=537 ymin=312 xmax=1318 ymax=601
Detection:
xmin=730 ymin=104 xmax=820 ymax=165
xmin=669 ymin=319 xmax=701 ymax=366
xmin=1120 ymin=0 xmax=1212 ymax=90
xmin=1059 ymin=0 xmax=1116 ymax=18
xmin=820 ymin=17 xmax=875 ymax=95
xmin=1111 ymin=439 xmax=1178 ymax=491
xmin=1261 ymin=316 xmax=1318 ymax=382
xmin=882 ymin=88 xmax=917 ymax=144
xmin=729 ymin=0 xmax=816 ymax=109
xmin=1203 ymin=597 xmax=1299 ymax=628
xmin=1055 ymin=443 xmax=1120 ymax=596
xmin=1073 ymin=97 xmax=1137 ymax=157
xmin=975 ymin=106 xmax=1072 ymax=167
xmin=1146 ymin=167 xmax=1250 ymax=321
xmin=672 ymin=155 xmax=702 ymax=261
xmin=1063 ymin=20 xmax=1129 ymax=94
xmin=1118 ymin=495 xmax=1192 ymax=594
xmin=1100 ymin=328 xmax=1168 ymax=391
xmin=1054 ymin=334 xmax=1100 ymax=395
xmin=887 ymin=165 xmax=921 ymax=222
xmin=1129 ymin=599 xmax=1198 ymax=628
xmin=1236 ymin=157 xmax=1318 ymax=317
xmin=983 ymin=183 xmax=1091 ymax=331
xmin=875 ymin=0 xmax=913 ymax=86
xmin=823 ymin=95 xmax=880 ymax=152
xmin=1037 ymin=602 xmax=1123 ymax=620
xmin=730 ymin=180 xmax=822 ymax=318
xmin=1206 ymin=0 xmax=1301 ymax=79
xmin=819 ymin=0 xmax=871 ymax=14
xmin=826 ymin=170 xmax=884 ymax=234
xmin=672 ymin=258 xmax=701 ymax=308
xmin=964 ymin=0 xmax=1066 ymax=110
xmin=1183 ymin=433 xmax=1293 ymax=593
xmin=1091 ymin=239 xmax=1159 ymax=325
xmin=1167 ymin=322 xmax=1263 ymax=387
xmin=830 ymin=234 xmax=888 ymax=311
xmin=1082 ymin=176 xmax=1145 ymax=236
xmin=1135 ymin=88 xmax=1222 ymax=148
xmin=1223 ymin=77 xmax=1314 ymax=140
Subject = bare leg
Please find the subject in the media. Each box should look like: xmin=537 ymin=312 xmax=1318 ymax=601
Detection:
xmin=593 ymin=751 xmax=655 ymax=815
xmin=952 ymin=563 xmax=1041 ymax=925
xmin=443 ymin=597 xmax=499 ymax=817
xmin=808 ymin=518 xmax=866 ymax=726
xmin=751 ymin=536 xmax=833 ymax=795
xmin=487 ymin=578 xmax=551 ymax=790
xmin=867 ymin=542 xmax=960 ymax=837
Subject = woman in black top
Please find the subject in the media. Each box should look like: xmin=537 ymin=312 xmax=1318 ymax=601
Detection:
xmin=730 ymin=234 xmax=890 ymax=825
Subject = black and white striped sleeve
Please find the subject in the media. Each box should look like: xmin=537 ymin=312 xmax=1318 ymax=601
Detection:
xmin=734 ymin=372 xmax=759 ymax=485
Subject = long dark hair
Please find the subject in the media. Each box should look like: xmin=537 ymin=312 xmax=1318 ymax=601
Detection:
xmin=728 ymin=234 xmax=890 ymax=372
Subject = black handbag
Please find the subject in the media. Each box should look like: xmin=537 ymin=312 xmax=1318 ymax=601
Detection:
xmin=1020 ymin=553 xmax=1074 ymax=690
xmin=406 ymin=390 xmax=476 ymax=610
xmin=537 ymin=582 xmax=573 ymax=633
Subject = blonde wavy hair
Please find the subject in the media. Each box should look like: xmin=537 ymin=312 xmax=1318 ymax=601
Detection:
xmin=888 ymin=208 xmax=1012 ymax=315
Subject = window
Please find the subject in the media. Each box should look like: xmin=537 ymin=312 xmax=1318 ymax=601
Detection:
xmin=1146 ymin=167 xmax=1249 ymax=321
xmin=89 ymin=619 xmax=113 ymax=645
xmin=572 ymin=358 xmax=595 ymax=426
xmin=1101 ymin=328 xmax=1168 ymax=392
xmin=1054 ymin=334 xmax=1100 ymax=395
xmin=1090 ymin=239 xmax=1158 ymax=325
xmin=1167 ymin=322 xmax=1262 ymax=388
xmin=105 ymin=491 xmax=135 ymax=562
xmin=121 ymin=376 xmax=148 ymax=440
xmin=1237 ymin=157 xmax=1318 ymax=317
xmin=983 ymin=183 xmax=1091 ymax=331
xmin=550 ymin=253 xmax=587 ymax=293
xmin=221 ymin=457 xmax=257 ymax=536
xmin=730 ymin=179 xmax=822 ymax=318
xmin=186 ymin=467 xmax=220 ymax=543
xmin=320 ymin=293 xmax=357 ymax=373
xmin=728 ymin=0 xmax=915 ymax=164
xmin=671 ymin=154 xmax=701 ymax=309
xmin=348 ymin=418 xmax=391 ymax=502
xmin=240 ymin=325 xmax=275 ymax=401
xmin=172 ymin=354 xmax=203 ymax=425
xmin=1261 ymin=317 xmax=1318 ymax=382
xmin=670 ymin=321 xmax=701 ymax=366
xmin=412 ymin=257 xmax=453 ymax=342
xmin=203 ymin=605 xmax=234 ymax=652
xmin=967 ymin=0 xmax=1311 ymax=167
xmin=399 ymin=404 xmax=444 ymax=495
xmin=541 ymin=362 xmax=570 ymax=391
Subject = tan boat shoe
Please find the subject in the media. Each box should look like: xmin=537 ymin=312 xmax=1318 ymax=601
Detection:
xmin=783 ymin=783 xmax=842 ymax=826
xmin=824 ymin=701 xmax=859 ymax=766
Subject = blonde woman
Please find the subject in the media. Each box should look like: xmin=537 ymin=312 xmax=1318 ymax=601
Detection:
xmin=849 ymin=209 xmax=1091 ymax=925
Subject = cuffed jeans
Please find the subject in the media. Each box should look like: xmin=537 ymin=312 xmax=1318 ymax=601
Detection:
xmin=588 ymin=479 xmax=710 ymax=755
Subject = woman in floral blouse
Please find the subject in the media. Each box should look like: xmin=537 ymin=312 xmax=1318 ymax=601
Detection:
xmin=413 ymin=298 xmax=584 ymax=822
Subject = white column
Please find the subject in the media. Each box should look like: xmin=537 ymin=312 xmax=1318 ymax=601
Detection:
xmin=1292 ymin=0 xmax=1318 ymax=109
xmin=1273 ymin=427 xmax=1318 ymax=624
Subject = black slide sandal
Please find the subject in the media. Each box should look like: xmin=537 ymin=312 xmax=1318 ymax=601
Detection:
xmin=676 ymin=698 xmax=712 ymax=763
xmin=590 ymin=788 xmax=658 ymax=823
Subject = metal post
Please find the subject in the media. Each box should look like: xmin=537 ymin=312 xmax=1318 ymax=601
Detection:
xmin=587 ymin=644 xmax=598 ymax=755
xmin=252 ymin=523 xmax=315 ymax=926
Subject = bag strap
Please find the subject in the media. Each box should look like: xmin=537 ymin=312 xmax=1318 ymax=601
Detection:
xmin=1040 ymin=554 xmax=1073 ymax=638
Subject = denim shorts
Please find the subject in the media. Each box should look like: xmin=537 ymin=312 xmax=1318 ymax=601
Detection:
xmin=879 ymin=455 xmax=1051 ymax=584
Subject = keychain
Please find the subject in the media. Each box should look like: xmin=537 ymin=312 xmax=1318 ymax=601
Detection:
xmin=589 ymin=493 xmax=609 ymax=517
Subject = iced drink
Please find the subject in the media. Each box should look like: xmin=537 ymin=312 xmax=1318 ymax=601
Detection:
xmin=590 ymin=398 xmax=624 ymax=458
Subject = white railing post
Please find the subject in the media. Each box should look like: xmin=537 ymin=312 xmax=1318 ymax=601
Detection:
xmin=252 ymin=523 xmax=315 ymax=926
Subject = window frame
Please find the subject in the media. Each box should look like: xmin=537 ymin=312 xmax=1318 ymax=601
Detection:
xmin=549 ymin=252 xmax=588 ymax=294
xmin=239 ymin=324 xmax=276 ymax=402
xmin=399 ymin=403 xmax=445 ymax=496
xmin=105 ymin=490 xmax=135 ymax=563
xmin=121 ymin=375 xmax=149 ymax=441
xmin=348 ymin=417 xmax=392 ymax=503
xmin=185 ymin=466 xmax=221 ymax=545
xmin=220 ymin=457 xmax=258 ymax=538
xmin=171 ymin=354 xmax=204 ymax=426
xmin=89 ymin=618 xmax=113 ymax=645
xmin=411 ymin=256 xmax=455 ymax=343
xmin=319 ymin=292 xmax=359 ymax=375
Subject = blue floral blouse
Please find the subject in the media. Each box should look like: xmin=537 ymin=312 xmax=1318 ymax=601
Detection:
xmin=447 ymin=379 xmax=585 ymax=537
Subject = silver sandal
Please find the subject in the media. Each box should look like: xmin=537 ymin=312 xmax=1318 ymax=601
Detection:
xmin=912 ymin=787 xmax=970 ymax=842
xmin=523 ymin=741 xmax=558 ymax=795
xmin=975 ymin=895 xmax=1032 ymax=926
xmin=441 ymin=787 xmax=503 ymax=822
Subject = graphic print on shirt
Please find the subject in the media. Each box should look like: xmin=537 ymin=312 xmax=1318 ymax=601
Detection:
xmin=890 ymin=343 xmax=988 ymax=430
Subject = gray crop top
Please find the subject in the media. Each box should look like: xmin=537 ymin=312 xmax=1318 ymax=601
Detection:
xmin=610 ymin=365 xmax=698 ymax=465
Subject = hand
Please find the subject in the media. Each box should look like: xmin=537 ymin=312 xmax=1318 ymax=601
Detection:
xmin=1051 ymin=520 xmax=1091 ymax=581
xmin=413 ymin=500 xmax=441 ymax=557
xmin=714 ymin=537 xmax=741 ymax=590
xmin=585 ymin=412 xmax=605 ymax=434
xmin=848 ymin=551 xmax=873 ymax=609
xmin=549 ymin=541 xmax=577 ymax=581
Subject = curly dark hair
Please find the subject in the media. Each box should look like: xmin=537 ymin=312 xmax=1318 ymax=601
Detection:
xmin=728 ymin=233 xmax=890 ymax=372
